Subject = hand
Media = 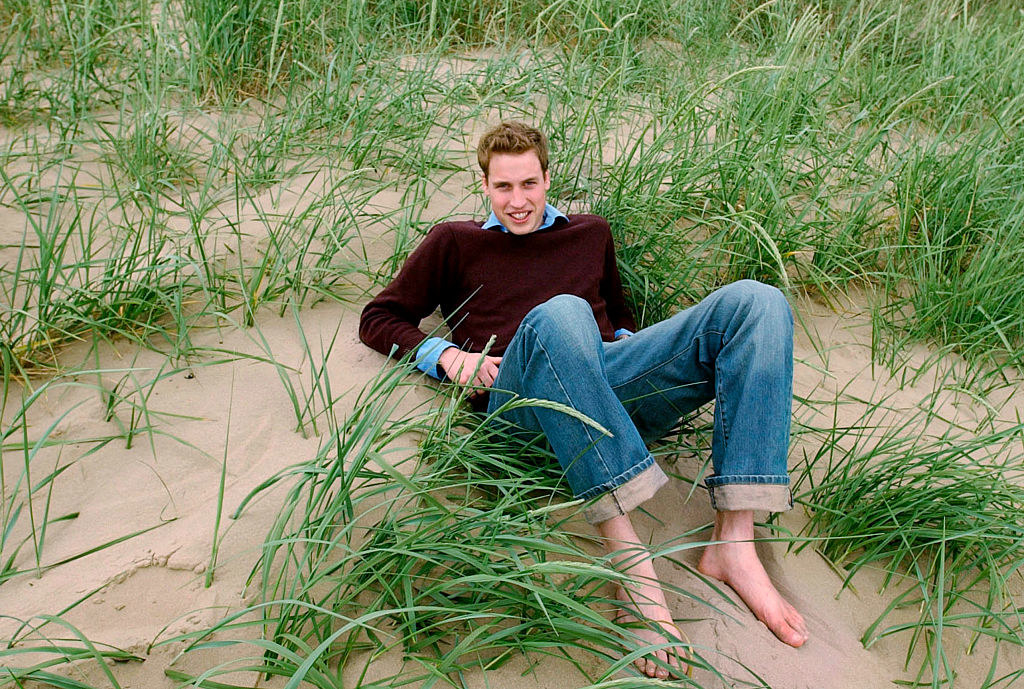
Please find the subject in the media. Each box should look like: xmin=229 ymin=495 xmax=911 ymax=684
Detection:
xmin=438 ymin=348 xmax=502 ymax=396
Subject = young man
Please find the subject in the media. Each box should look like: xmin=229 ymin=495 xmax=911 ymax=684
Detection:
xmin=360 ymin=121 xmax=808 ymax=679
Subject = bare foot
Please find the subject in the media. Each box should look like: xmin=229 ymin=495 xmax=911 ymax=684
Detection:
xmin=697 ymin=510 xmax=808 ymax=647
xmin=614 ymin=582 xmax=691 ymax=679
xmin=597 ymin=513 xmax=690 ymax=679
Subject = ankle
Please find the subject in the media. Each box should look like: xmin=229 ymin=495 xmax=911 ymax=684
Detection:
xmin=713 ymin=509 xmax=755 ymax=541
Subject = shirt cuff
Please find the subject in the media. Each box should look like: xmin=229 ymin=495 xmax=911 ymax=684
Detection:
xmin=415 ymin=337 xmax=457 ymax=379
xmin=614 ymin=328 xmax=634 ymax=339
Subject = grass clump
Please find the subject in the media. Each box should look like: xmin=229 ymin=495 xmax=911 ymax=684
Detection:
xmin=161 ymin=365 xmax=727 ymax=687
xmin=874 ymin=126 xmax=1024 ymax=378
xmin=795 ymin=402 xmax=1024 ymax=687
xmin=0 ymin=169 xmax=199 ymax=373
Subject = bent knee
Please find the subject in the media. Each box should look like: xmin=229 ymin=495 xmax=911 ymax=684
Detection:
xmin=721 ymin=279 xmax=788 ymax=311
xmin=521 ymin=294 xmax=601 ymax=345
xmin=716 ymin=280 xmax=792 ymax=331
xmin=524 ymin=294 xmax=592 ymax=327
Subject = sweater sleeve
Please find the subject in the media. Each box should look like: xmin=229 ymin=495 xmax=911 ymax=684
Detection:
xmin=600 ymin=225 xmax=638 ymax=333
xmin=359 ymin=226 xmax=457 ymax=360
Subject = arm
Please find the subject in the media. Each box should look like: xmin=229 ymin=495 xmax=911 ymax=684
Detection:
xmin=359 ymin=226 xmax=501 ymax=389
xmin=359 ymin=225 xmax=458 ymax=363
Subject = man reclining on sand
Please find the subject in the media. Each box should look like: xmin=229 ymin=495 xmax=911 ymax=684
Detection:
xmin=359 ymin=120 xmax=808 ymax=678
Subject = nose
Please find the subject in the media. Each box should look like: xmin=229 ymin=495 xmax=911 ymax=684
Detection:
xmin=511 ymin=185 xmax=525 ymax=205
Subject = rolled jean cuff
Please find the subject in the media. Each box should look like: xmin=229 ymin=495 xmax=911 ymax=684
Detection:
xmin=583 ymin=462 xmax=669 ymax=524
xmin=706 ymin=482 xmax=793 ymax=512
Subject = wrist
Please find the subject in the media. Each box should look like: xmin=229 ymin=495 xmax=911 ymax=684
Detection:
xmin=437 ymin=346 xmax=460 ymax=374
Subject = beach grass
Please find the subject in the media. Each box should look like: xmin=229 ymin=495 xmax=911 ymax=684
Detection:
xmin=1 ymin=614 xmax=141 ymax=688
xmin=2 ymin=0 xmax=1023 ymax=687
xmin=160 ymin=364 xmax=731 ymax=687
xmin=793 ymin=393 xmax=1024 ymax=686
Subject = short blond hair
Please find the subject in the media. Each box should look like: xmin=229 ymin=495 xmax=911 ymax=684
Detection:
xmin=476 ymin=121 xmax=549 ymax=177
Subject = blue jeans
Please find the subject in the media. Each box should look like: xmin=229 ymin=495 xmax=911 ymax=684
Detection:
xmin=486 ymin=280 xmax=794 ymax=524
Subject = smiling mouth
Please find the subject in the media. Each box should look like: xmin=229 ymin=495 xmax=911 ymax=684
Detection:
xmin=508 ymin=210 xmax=530 ymax=222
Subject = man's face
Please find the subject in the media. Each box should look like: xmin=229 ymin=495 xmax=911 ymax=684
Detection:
xmin=481 ymin=151 xmax=551 ymax=235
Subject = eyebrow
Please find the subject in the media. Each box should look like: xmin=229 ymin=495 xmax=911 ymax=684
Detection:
xmin=492 ymin=176 xmax=540 ymax=185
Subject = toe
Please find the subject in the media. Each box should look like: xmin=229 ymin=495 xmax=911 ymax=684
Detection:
xmin=652 ymin=651 xmax=668 ymax=679
xmin=786 ymin=627 xmax=807 ymax=647
xmin=785 ymin=607 xmax=809 ymax=645
xmin=780 ymin=619 xmax=808 ymax=647
xmin=762 ymin=608 xmax=805 ymax=647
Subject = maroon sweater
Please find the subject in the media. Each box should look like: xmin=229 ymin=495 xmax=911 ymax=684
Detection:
xmin=359 ymin=214 xmax=637 ymax=360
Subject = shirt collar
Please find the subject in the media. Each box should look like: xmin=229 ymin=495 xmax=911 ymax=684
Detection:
xmin=482 ymin=203 xmax=568 ymax=233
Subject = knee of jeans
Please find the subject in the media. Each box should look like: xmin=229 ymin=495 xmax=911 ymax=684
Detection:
xmin=522 ymin=294 xmax=600 ymax=348
xmin=720 ymin=280 xmax=792 ymax=330
xmin=524 ymin=294 xmax=591 ymax=329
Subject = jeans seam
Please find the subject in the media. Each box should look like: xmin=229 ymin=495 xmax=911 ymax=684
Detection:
xmin=714 ymin=335 xmax=730 ymax=449
xmin=526 ymin=322 xmax=617 ymax=484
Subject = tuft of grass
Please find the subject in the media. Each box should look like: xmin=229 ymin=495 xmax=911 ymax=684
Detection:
xmin=794 ymin=399 xmax=1024 ymax=687
xmin=159 ymin=361 xmax=754 ymax=687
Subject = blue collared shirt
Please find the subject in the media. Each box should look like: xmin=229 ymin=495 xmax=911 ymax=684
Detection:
xmin=413 ymin=204 xmax=632 ymax=379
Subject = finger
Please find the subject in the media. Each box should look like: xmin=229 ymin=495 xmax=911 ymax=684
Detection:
xmin=481 ymin=363 xmax=498 ymax=385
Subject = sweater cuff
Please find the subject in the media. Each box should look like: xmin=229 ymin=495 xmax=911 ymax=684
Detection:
xmin=415 ymin=337 xmax=458 ymax=379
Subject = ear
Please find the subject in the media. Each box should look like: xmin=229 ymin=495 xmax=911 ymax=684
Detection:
xmin=543 ymin=169 xmax=550 ymax=189
xmin=480 ymin=172 xmax=489 ymax=192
